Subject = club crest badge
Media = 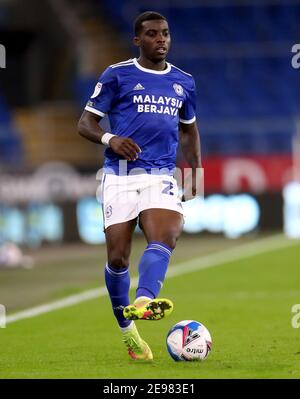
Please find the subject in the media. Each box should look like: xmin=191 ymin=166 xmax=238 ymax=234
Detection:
xmin=91 ymin=82 xmax=103 ymax=98
xmin=173 ymin=83 xmax=184 ymax=96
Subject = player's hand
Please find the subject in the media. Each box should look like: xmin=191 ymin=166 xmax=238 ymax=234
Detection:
xmin=109 ymin=137 xmax=142 ymax=161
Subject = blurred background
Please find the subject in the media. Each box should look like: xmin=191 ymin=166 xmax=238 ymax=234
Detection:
xmin=2 ymin=1 xmax=300 ymax=378
xmin=0 ymin=0 xmax=300 ymax=256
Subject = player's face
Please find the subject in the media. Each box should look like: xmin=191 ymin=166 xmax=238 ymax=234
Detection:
xmin=134 ymin=19 xmax=171 ymax=62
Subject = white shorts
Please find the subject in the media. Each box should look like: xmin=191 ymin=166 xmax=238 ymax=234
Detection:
xmin=100 ymin=173 xmax=184 ymax=229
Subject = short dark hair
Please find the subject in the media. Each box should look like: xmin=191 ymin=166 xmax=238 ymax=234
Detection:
xmin=134 ymin=11 xmax=167 ymax=36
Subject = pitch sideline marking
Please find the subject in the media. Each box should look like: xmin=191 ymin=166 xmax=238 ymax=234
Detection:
xmin=6 ymin=234 xmax=299 ymax=324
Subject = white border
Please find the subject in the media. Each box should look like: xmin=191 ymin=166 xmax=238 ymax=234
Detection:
xmin=133 ymin=58 xmax=171 ymax=75
xmin=180 ymin=116 xmax=196 ymax=124
xmin=85 ymin=106 xmax=106 ymax=117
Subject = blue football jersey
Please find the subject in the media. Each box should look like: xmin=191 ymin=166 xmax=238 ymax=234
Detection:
xmin=85 ymin=58 xmax=197 ymax=174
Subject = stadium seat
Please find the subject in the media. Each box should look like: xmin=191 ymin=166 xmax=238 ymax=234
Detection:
xmin=88 ymin=2 xmax=299 ymax=156
xmin=0 ymin=95 xmax=23 ymax=165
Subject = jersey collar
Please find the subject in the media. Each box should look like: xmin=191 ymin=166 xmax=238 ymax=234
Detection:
xmin=133 ymin=58 xmax=171 ymax=74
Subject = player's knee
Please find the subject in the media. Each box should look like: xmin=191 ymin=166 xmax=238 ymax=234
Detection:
xmin=108 ymin=253 xmax=129 ymax=269
xmin=160 ymin=230 xmax=182 ymax=250
xmin=169 ymin=223 xmax=184 ymax=249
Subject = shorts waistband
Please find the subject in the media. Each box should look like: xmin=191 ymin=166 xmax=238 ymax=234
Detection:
xmin=103 ymin=167 xmax=174 ymax=176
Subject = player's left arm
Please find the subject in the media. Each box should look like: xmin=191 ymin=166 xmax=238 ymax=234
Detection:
xmin=179 ymin=121 xmax=202 ymax=198
xmin=179 ymin=121 xmax=202 ymax=169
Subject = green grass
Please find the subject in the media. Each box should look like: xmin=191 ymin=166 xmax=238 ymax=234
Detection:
xmin=0 ymin=235 xmax=238 ymax=312
xmin=1 ymin=238 xmax=300 ymax=378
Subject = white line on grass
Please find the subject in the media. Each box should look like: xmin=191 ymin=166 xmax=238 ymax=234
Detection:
xmin=6 ymin=234 xmax=299 ymax=325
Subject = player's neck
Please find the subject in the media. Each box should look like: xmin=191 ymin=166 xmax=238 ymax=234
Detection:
xmin=136 ymin=56 xmax=167 ymax=72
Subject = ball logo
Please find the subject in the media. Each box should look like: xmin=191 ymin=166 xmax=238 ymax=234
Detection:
xmin=91 ymin=82 xmax=103 ymax=98
xmin=291 ymin=44 xmax=300 ymax=69
xmin=183 ymin=327 xmax=200 ymax=347
xmin=173 ymin=83 xmax=184 ymax=96
xmin=186 ymin=348 xmax=204 ymax=354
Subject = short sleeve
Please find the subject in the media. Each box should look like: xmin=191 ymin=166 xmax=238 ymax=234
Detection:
xmin=179 ymin=78 xmax=197 ymax=124
xmin=85 ymin=67 xmax=118 ymax=117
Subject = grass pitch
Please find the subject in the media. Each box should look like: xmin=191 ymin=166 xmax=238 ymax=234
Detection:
xmin=0 ymin=235 xmax=300 ymax=379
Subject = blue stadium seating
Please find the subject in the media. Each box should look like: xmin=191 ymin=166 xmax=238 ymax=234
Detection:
xmin=0 ymin=95 xmax=23 ymax=165
xmin=76 ymin=2 xmax=300 ymax=156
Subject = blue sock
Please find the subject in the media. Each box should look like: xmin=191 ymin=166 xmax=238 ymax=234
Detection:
xmin=104 ymin=264 xmax=132 ymax=328
xmin=136 ymin=241 xmax=173 ymax=300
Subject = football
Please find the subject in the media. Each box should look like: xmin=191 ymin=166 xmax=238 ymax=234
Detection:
xmin=166 ymin=320 xmax=212 ymax=361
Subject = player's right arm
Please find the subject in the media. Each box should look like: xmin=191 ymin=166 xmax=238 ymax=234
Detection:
xmin=77 ymin=111 xmax=141 ymax=161
xmin=77 ymin=66 xmax=141 ymax=161
xmin=77 ymin=110 xmax=103 ymax=144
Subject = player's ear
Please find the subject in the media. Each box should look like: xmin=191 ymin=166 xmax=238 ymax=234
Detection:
xmin=133 ymin=36 xmax=141 ymax=47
